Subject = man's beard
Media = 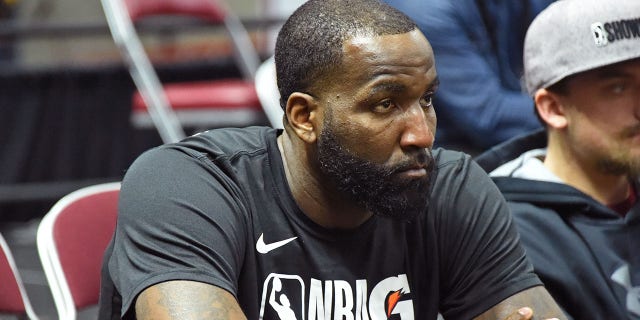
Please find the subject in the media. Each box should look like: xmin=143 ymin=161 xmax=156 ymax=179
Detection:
xmin=596 ymin=124 xmax=640 ymax=179
xmin=597 ymin=156 xmax=640 ymax=179
xmin=316 ymin=120 xmax=435 ymax=221
xmin=596 ymin=153 xmax=640 ymax=180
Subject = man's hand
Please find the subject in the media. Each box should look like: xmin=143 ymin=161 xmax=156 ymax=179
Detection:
xmin=474 ymin=286 xmax=567 ymax=320
xmin=502 ymin=307 xmax=559 ymax=320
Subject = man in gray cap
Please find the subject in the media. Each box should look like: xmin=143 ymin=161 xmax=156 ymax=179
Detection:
xmin=476 ymin=0 xmax=640 ymax=318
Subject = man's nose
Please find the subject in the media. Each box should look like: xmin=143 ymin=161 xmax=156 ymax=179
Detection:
xmin=399 ymin=104 xmax=435 ymax=150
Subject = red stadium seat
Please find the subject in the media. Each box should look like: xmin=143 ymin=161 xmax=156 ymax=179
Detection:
xmin=101 ymin=0 xmax=266 ymax=143
xmin=0 ymin=232 xmax=39 ymax=319
xmin=37 ymin=182 xmax=120 ymax=320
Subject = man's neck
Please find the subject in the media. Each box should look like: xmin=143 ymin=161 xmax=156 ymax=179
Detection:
xmin=277 ymin=132 xmax=373 ymax=229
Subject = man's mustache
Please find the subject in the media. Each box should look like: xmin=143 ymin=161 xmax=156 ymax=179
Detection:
xmin=391 ymin=149 xmax=434 ymax=174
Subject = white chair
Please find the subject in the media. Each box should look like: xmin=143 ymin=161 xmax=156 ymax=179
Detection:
xmin=254 ymin=56 xmax=284 ymax=129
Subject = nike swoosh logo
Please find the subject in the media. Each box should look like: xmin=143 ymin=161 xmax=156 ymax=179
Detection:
xmin=256 ymin=233 xmax=297 ymax=254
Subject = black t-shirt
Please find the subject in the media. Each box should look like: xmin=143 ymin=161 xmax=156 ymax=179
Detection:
xmin=99 ymin=126 xmax=540 ymax=320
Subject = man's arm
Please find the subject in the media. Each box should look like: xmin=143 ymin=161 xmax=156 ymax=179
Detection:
xmin=475 ymin=286 xmax=565 ymax=320
xmin=135 ymin=280 xmax=247 ymax=320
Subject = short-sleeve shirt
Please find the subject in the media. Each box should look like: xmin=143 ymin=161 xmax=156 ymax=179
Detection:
xmin=98 ymin=126 xmax=540 ymax=320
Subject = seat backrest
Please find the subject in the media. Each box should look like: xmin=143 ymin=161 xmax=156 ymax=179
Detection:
xmin=37 ymin=182 xmax=120 ymax=320
xmin=0 ymin=233 xmax=39 ymax=319
xmin=122 ymin=0 xmax=259 ymax=82
xmin=101 ymin=0 xmax=261 ymax=144
xmin=254 ymin=55 xmax=284 ymax=129
xmin=125 ymin=0 xmax=226 ymax=23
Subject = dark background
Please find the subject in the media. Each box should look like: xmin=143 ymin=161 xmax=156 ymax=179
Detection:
xmin=0 ymin=58 xmax=268 ymax=222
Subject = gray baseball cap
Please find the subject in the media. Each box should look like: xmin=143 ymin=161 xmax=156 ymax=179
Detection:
xmin=524 ymin=0 xmax=640 ymax=96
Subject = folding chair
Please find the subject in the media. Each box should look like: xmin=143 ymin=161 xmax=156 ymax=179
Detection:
xmin=37 ymin=182 xmax=120 ymax=320
xmin=0 ymin=232 xmax=39 ymax=320
xmin=254 ymin=55 xmax=284 ymax=129
xmin=101 ymin=0 xmax=265 ymax=143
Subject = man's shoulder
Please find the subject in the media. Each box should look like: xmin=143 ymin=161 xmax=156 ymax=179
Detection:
xmin=433 ymin=148 xmax=473 ymax=173
xmin=182 ymin=126 xmax=275 ymax=155
xmin=429 ymin=148 xmax=488 ymax=199
xmin=144 ymin=126 xmax=277 ymax=163
xmin=124 ymin=126 xmax=279 ymax=190
xmin=428 ymin=148 xmax=511 ymax=221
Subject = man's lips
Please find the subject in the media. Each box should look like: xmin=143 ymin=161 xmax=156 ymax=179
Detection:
xmin=399 ymin=167 xmax=427 ymax=178
xmin=394 ymin=163 xmax=428 ymax=178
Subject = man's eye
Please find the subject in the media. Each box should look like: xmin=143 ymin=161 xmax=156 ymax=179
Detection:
xmin=611 ymin=83 xmax=626 ymax=94
xmin=420 ymin=94 xmax=434 ymax=108
xmin=373 ymin=100 xmax=395 ymax=113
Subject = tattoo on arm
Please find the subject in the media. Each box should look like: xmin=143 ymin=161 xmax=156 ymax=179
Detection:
xmin=135 ymin=280 xmax=247 ymax=320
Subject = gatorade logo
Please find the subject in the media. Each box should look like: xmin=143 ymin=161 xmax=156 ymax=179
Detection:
xmin=259 ymin=273 xmax=414 ymax=320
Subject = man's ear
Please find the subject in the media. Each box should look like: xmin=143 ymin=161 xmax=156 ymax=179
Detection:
xmin=285 ymin=92 xmax=319 ymax=143
xmin=534 ymin=89 xmax=567 ymax=129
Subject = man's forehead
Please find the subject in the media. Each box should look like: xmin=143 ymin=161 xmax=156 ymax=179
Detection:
xmin=344 ymin=28 xmax=426 ymax=46
xmin=341 ymin=29 xmax=433 ymax=63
